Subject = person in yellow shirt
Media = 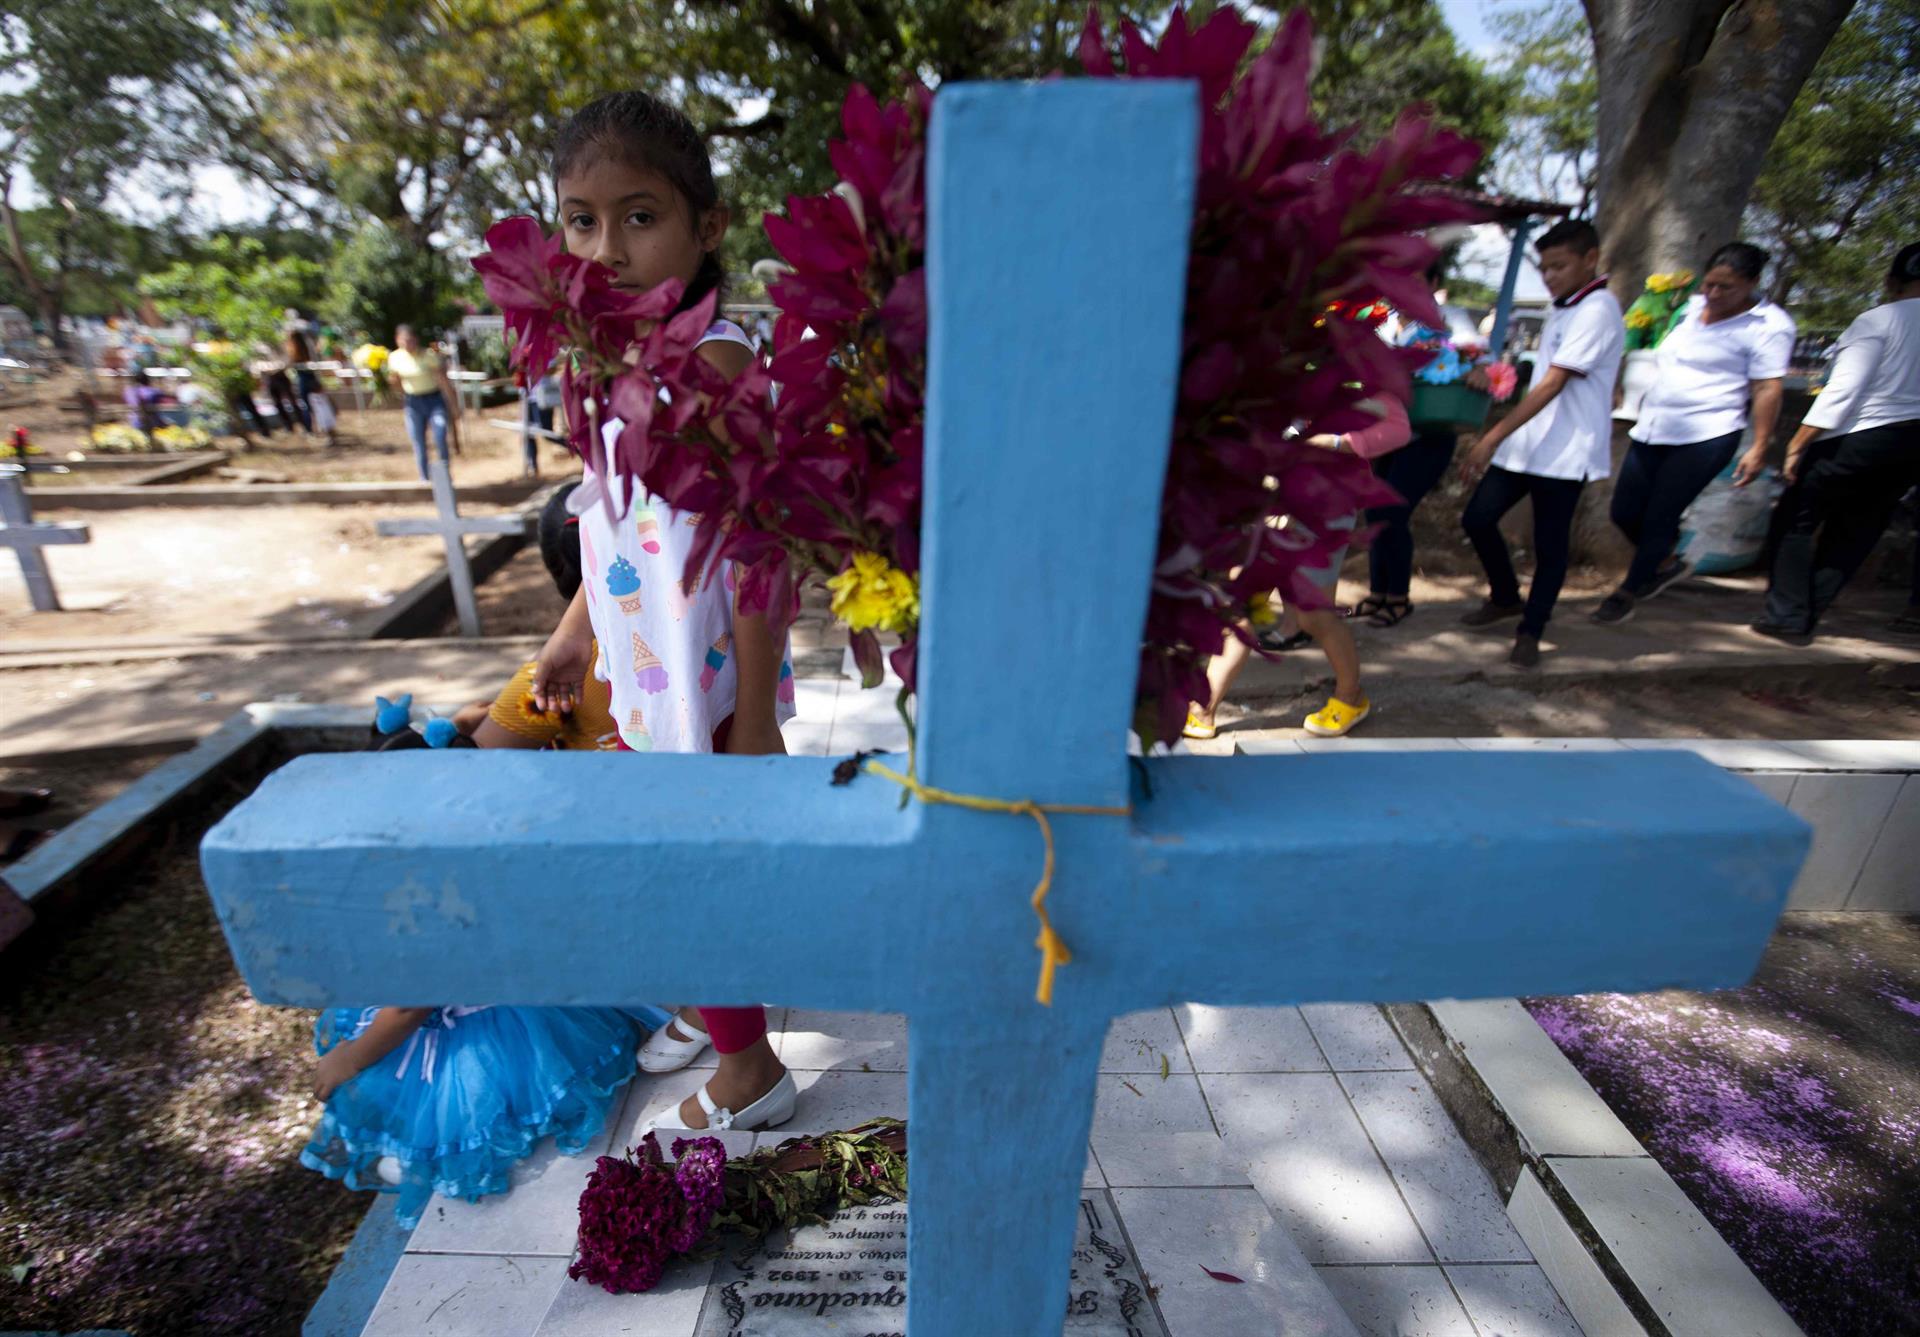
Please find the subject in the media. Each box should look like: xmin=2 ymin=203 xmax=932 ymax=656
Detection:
xmin=386 ymin=324 xmax=463 ymax=478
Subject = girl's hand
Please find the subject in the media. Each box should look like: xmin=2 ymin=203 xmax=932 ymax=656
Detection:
xmin=1304 ymin=433 xmax=1343 ymax=452
xmin=312 ymin=1049 xmax=358 ymax=1102
xmin=532 ymin=625 xmax=593 ymax=716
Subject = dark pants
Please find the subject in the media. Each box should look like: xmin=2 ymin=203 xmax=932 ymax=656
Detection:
xmin=227 ymin=393 xmax=273 ymax=437
xmin=265 ymin=371 xmax=310 ymax=433
xmin=1366 ymin=429 xmax=1457 ymax=597
xmin=1462 ymin=465 xmax=1587 ymax=637
xmin=1763 ymin=419 xmax=1920 ymax=632
xmin=533 ymin=404 xmax=555 ymax=434
xmin=1611 ymin=431 xmax=1743 ymax=593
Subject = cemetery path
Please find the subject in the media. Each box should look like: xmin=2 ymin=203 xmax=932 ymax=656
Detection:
xmin=1526 ymin=913 xmax=1920 ymax=1337
xmin=0 ymin=503 xmax=522 ymax=643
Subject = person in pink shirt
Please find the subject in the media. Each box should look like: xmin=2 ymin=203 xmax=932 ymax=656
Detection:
xmin=1186 ymin=395 xmax=1412 ymax=740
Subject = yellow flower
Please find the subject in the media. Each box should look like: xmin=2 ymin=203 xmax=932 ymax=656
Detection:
xmin=352 ymin=343 xmax=390 ymax=373
xmin=88 ymin=424 xmax=147 ymax=452
xmin=153 ymin=424 xmax=211 ymax=449
xmin=1644 ymin=270 xmax=1694 ymax=295
xmin=1624 ymin=308 xmax=1656 ymax=331
xmin=827 ymin=552 xmax=920 ymax=634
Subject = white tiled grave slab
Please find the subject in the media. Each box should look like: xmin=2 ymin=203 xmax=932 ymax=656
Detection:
xmin=360 ymin=1006 xmax=1581 ymax=1335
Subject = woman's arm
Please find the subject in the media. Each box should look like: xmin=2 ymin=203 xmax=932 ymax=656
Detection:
xmin=313 ymin=1006 xmax=435 ymax=1100
xmin=1732 ymin=379 xmax=1786 ymax=485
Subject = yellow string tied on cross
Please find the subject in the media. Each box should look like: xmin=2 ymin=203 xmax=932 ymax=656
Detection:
xmin=862 ymin=758 xmax=1130 ymax=1006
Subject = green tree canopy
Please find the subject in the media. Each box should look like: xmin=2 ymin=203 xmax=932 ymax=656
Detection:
xmin=138 ymin=235 xmax=326 ymax=345
xmin=1487 ymin=0 xmax=1596 ymax=215
xmin=1749 ymin=0 xmax=1920 ymax=330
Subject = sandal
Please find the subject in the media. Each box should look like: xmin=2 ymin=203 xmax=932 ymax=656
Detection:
xmin=1366 ymin=601 xmax=1414 ymax=628
xmin=1257 ymin=628 xmax=1314 ymax=653
xmin=1345 ymin=595 xmax=1389 ymax=621
xmin=1182 ymin=712 xmax=1219 ymax=741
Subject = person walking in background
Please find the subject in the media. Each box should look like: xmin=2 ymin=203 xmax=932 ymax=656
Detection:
xmin=286 ymin=329 xmax=338 ymax=448
xmin=387 ymin=324 xmax=463 ymax=479
xmin=1456 ymin=220 xmax=1625 ymax=668
xmin=1187 ymin=395 xmax=1412 ymax=740
xmin=1594 ymin=242 xmax=1794 ymax=625
xmin=1348 ymin=257 xmax=1483 ymax=629
xmin=1752 ymin=242 xmax=1920 ymax=645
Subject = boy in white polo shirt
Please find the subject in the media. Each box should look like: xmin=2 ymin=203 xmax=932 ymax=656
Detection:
xmin=1457 ymin=220 xmax=1625 ymax=668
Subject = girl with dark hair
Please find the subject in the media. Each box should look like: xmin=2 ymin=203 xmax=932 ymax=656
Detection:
xmin=1754 ymin=241 xmax=1920 ymax=643
xmin=528 ymin=90 xmax=800 ymax=1135
xmin=1594 ymin=241 xmax=1795 ymax=625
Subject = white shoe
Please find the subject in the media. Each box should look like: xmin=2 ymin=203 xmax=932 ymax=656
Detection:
xmin=638 ymin=1016 xmax=711 ymax=1073
xmin=646 ymin=1069 xmax=798 ymax=1134
xmin=374 ymin=1155 xmax=403 ymax=1186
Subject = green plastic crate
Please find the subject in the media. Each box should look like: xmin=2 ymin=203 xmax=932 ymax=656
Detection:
xmin=1410 ymin=382 xmax=1491 ymax=430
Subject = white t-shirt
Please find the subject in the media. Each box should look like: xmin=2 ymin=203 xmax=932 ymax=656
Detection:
xmin=1802 ymin=298 xmax=1920 ymax=438
xmin=1631 ymin=295 xmax=1795 ymax=446
xmin=569 ymin=320 xmax=796 ymax=753
xmin=1494 ymin=284 xmax=1625 ymax=481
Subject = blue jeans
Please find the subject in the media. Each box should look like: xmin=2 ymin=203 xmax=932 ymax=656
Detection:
xmin=1610 ymin=431 xmax=1743 ymax=593
xmin=404 ymin=391 xmax=450 ymax=479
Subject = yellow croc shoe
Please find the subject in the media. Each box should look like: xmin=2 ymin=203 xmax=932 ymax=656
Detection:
xmin=1182 ymin=711 xmax=1219 ymax=741
xmin=1303 ymin=694 xmax=1370 ymax=737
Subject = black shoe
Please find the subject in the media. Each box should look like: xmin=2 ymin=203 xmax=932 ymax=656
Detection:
xmin=1509 ymin=632 xmax=1541 ymax=668
xmin=1642 ymin=558 xmax=1694 ymax=601
xmin=1461 ymin=599 xmax=1525 ymax=628
xmin=1591 ymin=589 xmax=1637 ymax=625
xmin=1749 ymin=620 xmax=1813 ymax=647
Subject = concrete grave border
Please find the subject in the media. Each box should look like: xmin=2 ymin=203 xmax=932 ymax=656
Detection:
xmin=26 ymin=478 xmax=545 ymax=510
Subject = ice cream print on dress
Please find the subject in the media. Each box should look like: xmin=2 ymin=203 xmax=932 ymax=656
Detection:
xmin=605 ymin=555 xmax=643 ymax=614
xmin=631 ymin=633 xmax=669 ymax=693
xmin=634 ymin=506 xmax=662 ymax=555
xmin=701 ymin=634 xmax=730 ymax=692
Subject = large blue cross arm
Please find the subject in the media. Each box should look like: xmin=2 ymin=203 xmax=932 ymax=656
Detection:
xmin=202 ymin=747 xmax=1804 ymax=1011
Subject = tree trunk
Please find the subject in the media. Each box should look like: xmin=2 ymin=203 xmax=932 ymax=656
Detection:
xmin=1584 ymin=0 xmax=1856 ymax=297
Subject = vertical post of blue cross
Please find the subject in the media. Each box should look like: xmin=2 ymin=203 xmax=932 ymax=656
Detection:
xmin=905 ymin=79 xmax=1198 ymax=1335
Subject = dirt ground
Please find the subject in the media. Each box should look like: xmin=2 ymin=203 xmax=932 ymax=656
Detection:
xmin=0 ymin=502 xmax=528 ymax=645
xmin=9 ymin=366 xmax=578 ymax=487
xmin=0 ymin=755 xmax=170 ymax=864
xmin=1527 ymin=914 xmax=1920 ymax=1337
xmin=0 ymin=821 xmax=366 ymax=1336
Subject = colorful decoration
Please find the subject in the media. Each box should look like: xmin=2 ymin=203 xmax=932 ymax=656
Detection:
xmin=777 ymin=660 xmax=796 ymax=705
xmin=1623 ymin=270 xmax=1697 ymax=351
xmin=471 ymin=4 xmax=1483 ymax=745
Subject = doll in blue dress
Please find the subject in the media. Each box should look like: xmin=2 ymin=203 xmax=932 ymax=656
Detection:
xmin=301 ymin=1002 xmax=654 ymax=1228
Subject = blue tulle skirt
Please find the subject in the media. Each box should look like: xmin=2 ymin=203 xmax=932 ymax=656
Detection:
xmin=301 ymin=1004 xmax=646 ymax=1228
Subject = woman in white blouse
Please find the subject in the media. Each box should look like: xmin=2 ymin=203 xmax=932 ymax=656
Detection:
xmin=1752 ymin=242 xmax=1920 ymax=644
xmin=1594 ymin=242 xmax=1794 ymax=625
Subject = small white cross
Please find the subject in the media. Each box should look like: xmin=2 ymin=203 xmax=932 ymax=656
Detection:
xmin=375 ymin=461 xmax=529 ymax=636
xmin=0 ymin=465 xmax=90 ymax=612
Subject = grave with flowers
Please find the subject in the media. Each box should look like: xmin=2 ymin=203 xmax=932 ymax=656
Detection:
xmin=200 ymin=9 xmax=1809 ymax=1335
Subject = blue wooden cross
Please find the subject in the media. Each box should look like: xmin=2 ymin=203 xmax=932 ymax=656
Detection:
xmin=201 ymin=82 xmax=1807 ymax=1335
